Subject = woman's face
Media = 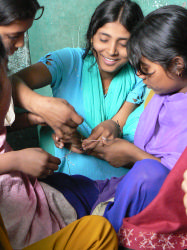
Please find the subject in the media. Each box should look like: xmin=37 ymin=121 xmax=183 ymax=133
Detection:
xmin=138 ymin=57 xmax=187 ymax=95
xmin=0 ymin=19 xmax=33 ymax=55
xmin=92 ymin=21 xmax=130 ymax=79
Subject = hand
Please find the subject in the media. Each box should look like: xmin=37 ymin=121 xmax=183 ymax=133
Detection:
xmin=52 ymin=130 xmax=84 ymax=154
xmin=27 ymin=112 xmax=46 ymax=126
xmin=16 ymin=148 xmax=61 ymax=178
xmin=182 ymin=170 xmax=187 ymax=215
xmin=82 ymin=120 xmax=121 ymax=151
xmin=8 ymin=112 xmax=46 ymax=131
xmin=88 ymin=138 xmax=134 ymax=167
xmin=38 ymin=97 xmax=83 ymax=141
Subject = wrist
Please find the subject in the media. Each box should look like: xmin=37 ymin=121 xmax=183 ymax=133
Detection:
xmin=28 ymin=94 xmax=46 ymax=117
xmin=4 ymin=151 xmax=21 ymax=172
xmin=125 ymin=142 xmax=139 ymax=164
xmin=111 ymin=119 xmax=123 ymax=138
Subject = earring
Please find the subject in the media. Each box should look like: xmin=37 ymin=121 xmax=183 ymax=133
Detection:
xmin=178 ymin=69 xmax=184 ymax=78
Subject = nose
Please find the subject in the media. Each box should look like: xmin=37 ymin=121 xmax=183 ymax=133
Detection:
xmin=15 ymin=34 xmax=25 ymax=48
xmin=108 ymin=41 xmax=118 ymax=56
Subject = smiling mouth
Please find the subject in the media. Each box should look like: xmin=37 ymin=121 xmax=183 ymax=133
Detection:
xmin=103 ymin=55 xmax=118 ymax=62
xmin=102 ymin=55 xmax=119 ymax=66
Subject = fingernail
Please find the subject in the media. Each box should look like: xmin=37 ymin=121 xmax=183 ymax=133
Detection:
xmin=58 ymin=143 xmax=63 ymax=149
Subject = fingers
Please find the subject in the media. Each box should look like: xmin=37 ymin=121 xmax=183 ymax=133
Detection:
xmin=39 ymin=168 xmax=55 ymax=179
xmin=183 ymin=193 xmax=187 ymax=215
xmin=61 ymin=100 xmax=83 ymax=127
xmin=184 ymin=170 xmax=187 ymax=181
xmin=82 ymin=135 xmax=110 ymax=151
xmin=182 ymin=170 xmax=187 ymax=215
xmin=82 ymin=129 xmax=102 ymax=150
xmin=41 ymin=97 xmax=83 ymax=136
xmin=70 ymin=145 xmax=84 ymax=154
xmin=54 ymin=125 xmax=77 ymax=139
xmin=48 ymin=153 xmax=61 ymax=165
xmin=69 ymin=114 xmax=84 ymax=127
xmin=46 ymin=162 xmax=59 ymax=173
xmin=182 ymin=170 xmax=187 ymax=192
xmin=52 ymin=133 xmax=64 ymax=149
xmin=40 ymin=158 xmax=60 ymax=178
xmin=182 ymin=180 xmax=187 ymax=193
xmin=87 ymin=148 xmax=103 ymax=159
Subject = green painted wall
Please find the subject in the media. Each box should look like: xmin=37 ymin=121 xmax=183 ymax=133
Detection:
xmin=28 ymin=0 xmax=187 ymax=96
xmin=29 ymin=0 xmax=187 ymax=63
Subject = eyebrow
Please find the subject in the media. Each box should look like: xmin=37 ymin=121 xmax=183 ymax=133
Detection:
xmin=99 ymin=32 xmax=129 ymax=40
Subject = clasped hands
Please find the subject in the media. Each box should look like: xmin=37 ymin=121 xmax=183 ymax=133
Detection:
xmin=52 ymin=119 xmax=121 ymax=152
xmin=52 ymin=117 xmax=132 ymax=168
xmin=24 ymin=97 xmax=132 ymax=177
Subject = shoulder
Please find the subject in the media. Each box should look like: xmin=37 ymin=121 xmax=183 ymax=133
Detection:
xmin=39 ymin=48 xmax=85 ymax=64
xmin=50 ymin=47 xmax=85 ymax=60
xmin=38 ymin=48 xmax=85 ymax=73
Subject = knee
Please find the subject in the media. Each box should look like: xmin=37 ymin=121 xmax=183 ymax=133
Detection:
xmin=81 ymin=216 xmax=118 ymax=249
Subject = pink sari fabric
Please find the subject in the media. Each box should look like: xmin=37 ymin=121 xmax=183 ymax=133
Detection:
xmin=0 ymin=127 xmax=75 ymax=249
xmin=118 ymin=147 xmax=187 ymax=250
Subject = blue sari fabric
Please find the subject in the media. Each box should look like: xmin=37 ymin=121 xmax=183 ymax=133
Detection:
xmin=39 ymin=48 xmax=145 ymax=180
xmin=43 ymin=173 xmax=99 ymax=218
xmin=43 ymin=159 xmax=169 ymax=232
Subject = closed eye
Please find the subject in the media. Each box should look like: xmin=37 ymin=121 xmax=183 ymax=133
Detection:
xmin=100 ymin=39 xmax=108 ymax=43
xmin=7 ymin=35 xmax=20 ymax=40
xmin=119 ymin=43 xmax=127 ymax=47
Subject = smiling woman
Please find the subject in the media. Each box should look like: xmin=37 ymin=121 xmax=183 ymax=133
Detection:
xmin=13 ymin=0 xmax=146 ymax=180
xmin=91 ymin=21 xmax=130 ymax=82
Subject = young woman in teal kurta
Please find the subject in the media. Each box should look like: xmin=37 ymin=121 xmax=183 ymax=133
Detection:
xmin=13 ymin=0 xmax=146 ymax=180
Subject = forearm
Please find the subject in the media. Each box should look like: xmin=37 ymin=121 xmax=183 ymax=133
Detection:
xmin=0 ymin=151 xmax=20 ymax=174
xmin=112 ymin=102 xmax=136 ymax=129
xmin=94 ymin=138 xmax=161 ymax=167
xmin=10 ymin=62 xmax=52 ymax=113
xmin=11 ymin=75 xmax=47 ymax=114
xmin=126 ymin=142 xmax=161 ymax=164
xmin=12 ymin=62 xmax=51 ymax=90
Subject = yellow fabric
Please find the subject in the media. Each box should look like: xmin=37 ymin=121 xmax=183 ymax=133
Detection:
xmin=0 ymin=214 xmax=12 ymax=250
xmin=144 ymin=89 xmax=155 ymax=108
xmin=0 ymin=214 xmax=118 ymax=250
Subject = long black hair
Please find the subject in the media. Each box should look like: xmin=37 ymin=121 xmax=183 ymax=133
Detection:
xmin=0 ymin=36 xmax=6 ymax=63
xmin=127 ymin=5 xmax=187 ymax=77
xmin=83 ymin=0 xmax=144 ymax=58
xmin=0 ymin=0 xmax=44 ymax=25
